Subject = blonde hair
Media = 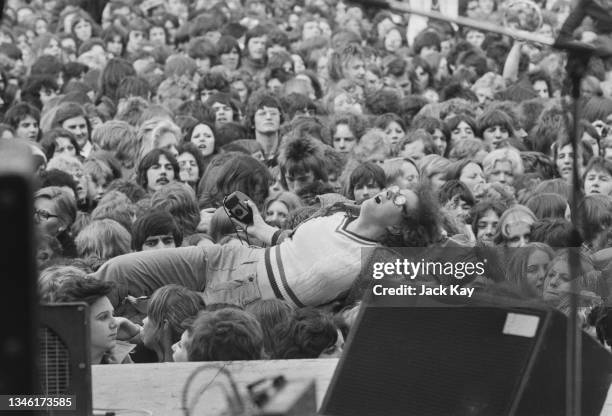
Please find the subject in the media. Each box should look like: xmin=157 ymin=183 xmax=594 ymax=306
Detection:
xmin=39 ymin=265 xmax=86 ymax=302
xmin=75 ymin=219 xmax=131 ymax=260
xmin=482 ymin=147 xmax=524 ymax=178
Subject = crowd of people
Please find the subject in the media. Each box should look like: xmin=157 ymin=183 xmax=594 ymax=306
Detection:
xmin=5 ymin=0 xmax=612 ymax=364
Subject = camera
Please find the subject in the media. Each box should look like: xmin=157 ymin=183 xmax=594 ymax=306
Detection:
xmin=223 ymin=191 xmax=254 ymax=224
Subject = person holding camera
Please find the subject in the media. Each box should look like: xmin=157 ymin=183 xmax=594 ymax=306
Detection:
xmin=92 ymin=184 xmax=439 ymax=308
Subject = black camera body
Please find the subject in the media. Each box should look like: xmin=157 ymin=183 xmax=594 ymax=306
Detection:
xmin=223 ymin=191 xmax=254 ymax=224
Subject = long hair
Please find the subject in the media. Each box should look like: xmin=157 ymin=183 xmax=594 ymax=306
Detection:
xmin=382 ymin=182 xmax=443 ymax=247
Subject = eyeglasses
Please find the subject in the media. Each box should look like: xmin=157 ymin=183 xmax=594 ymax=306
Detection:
xmin=34 ymin=209 xmax=58 ymax=221
xmin=386 ymin=186 xmax=407 ymax=207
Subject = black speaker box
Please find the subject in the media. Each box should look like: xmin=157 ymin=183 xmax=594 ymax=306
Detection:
xmin=0 ymin=142 xmax=38 ymax=414
xmin=322 ymin=283 xmax=612 ymax=416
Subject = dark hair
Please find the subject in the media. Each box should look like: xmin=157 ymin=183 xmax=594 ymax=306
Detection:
xmin=177 ymin=141 xmax=207 ymax=183
xmin=202 ymin=153 xmax=272 ymax=209
xmin=131 ymin=210 xmax=183 ymax=251
xmin=39 ymin=169 xmax=78 ymax=197
xmin=530 ymin=218 xmax=582 ymax=247
xmin=374 ymin=113 xmax=405 ymax=132
xmin=346 ymin=162 xmax=386 ymax=200
xmin=147 ymin=284 xmax=206 ymax=343
xmin=445 ymin=114 xmax=479 ymax=138
xmin=215 ymin=122 xmax=248 ymax=148
xmin=187 ymin=308 xmax=264 ymax=361
xmin=3 ymin=102 xmax=40 ymax=129
xmin=39 ymin=128 xmax=80 ymax=160
xmin=215 ymin=35 xmax=241 ymax=66
xmin=412 ymin=116 xmax=450 ymax=142
xmin=21 ymin=75 xmax=59 ymax=110
xmin=413 ymin=31 xmax=441 ymax=55
xmin=53 ymin=275 xmax=114 ymax=305
xmin=577 ymin=194 xmax=612 ymax=245
xmin=198 ymin=72 xmax=230 ymax=97
xmin=477 ymin=108 xmax=515 ymax=135
xmin=245 ymin=299 xmax=294 ymax=355
xmin=270 ymin=307 xmax=338 ymax=359
xmin=116 ymin=76 xmax=152 ymax=102
xmin=438 ymin=179 xmax=475 ymax=206
xmin=99 ymin=58 xmax=137 ymax=103
xmin=137 ymin=148 xmax=180 ymax=191
xmin=470 ymin=199 xmax=507 ymax=236
xmin=30 ymin=55 xmax=63 ymax=77
xmin=525 ymin=193 xmax=568 ymax=220
xmin=185 ymin=120 xmax=216 ymax=146
xmin=244 ymin=92 xmax=284 ymax=134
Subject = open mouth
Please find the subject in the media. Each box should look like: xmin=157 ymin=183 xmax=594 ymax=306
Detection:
xmin=374 ymin=195 xmax=382 ymax=204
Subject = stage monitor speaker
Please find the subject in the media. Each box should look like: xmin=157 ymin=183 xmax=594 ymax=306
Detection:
xmin=0 ymin=140 xmax=37 ymax=414
xmin=321 ymin=284 xmax=612 ymax=416
xmin=39 ymin=302 xmax=92 ymax=416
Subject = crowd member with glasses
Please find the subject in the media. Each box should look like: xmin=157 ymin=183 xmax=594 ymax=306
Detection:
xmin=34 ymin=186 xmax=78 ymax=258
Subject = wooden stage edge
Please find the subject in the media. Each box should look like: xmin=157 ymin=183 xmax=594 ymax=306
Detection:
xmin=93 ymin=358 xmax=612 ymax=416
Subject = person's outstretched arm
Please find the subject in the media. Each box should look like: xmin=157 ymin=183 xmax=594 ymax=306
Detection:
xmin=90 ymin=247 xmax=209 ymax=307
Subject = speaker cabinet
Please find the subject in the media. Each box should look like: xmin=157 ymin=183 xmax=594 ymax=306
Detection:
xmin=322 ymin=285 xmax=612 ymax=416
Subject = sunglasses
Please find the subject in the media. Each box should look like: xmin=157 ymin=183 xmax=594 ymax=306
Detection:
xmin=386 ymin=186 xmax=407 ymax=207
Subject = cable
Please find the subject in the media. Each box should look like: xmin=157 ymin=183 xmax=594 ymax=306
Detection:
xmin=181 ymin=364 xmax=245 ymax=416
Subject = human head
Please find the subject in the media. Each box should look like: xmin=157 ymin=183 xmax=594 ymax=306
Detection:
xmin=346 ymin=162 xmax=386 ymax=203
xmin=506 ymin=242 xmax=555 ymax=296
xmin=477 ymin=108 xmax=514 ymax=150
xmin=245 ymin=299 xmax=294 ymax=356
xmin=552 ymin=138 xmax=593 ymax=183
xmin=494 ymin=205 xmax=537 ymax=247
xmin=470 ymin=199 xmax=506 ymax=245
xmin=53 ymin=276 xmax=117 ymax=363
xmin=330 ymin=113 xmax=366 ymax=155
xmin=150 ymin=182 xmax=201 ymax=236
xmin=446 ymin=114 xmax=478 ymax=148
xmin=176 ymin=142 xmax=207 ymax=187
xmin=417 ymin=153 xmax=452 ymax=192
xmin=34 ymin=186 xmax=77 ymax=238
xmin=525 ymin=193 xmax=570 ymax=220
xmin=142 ymin=285 xmax=206 ymax=360
xmin=399 ymin=129 xmax=438 ymax=163
xmin=328 ymin=43 xmax=366 ymax=86
xmin=263 ymin=192 xmax=303 ymax=229
xmin=46 ymin=155 xmax=89 ymax=206
xmin=482 ymin=147 xmax=524 ymax=187
xmin=381 ymin=157 xmax=420 ymax=190
xmin=187 ymin=308 xmax=264 ymax=361
xmin=446 ymin=159 xmax=486 ymax=199
xmin=51 ymin=102 xmax=91 ymax=150
xmin=244 ymin=92 xmax=284 ymax=138
xmin=278 ymin=134 xmax=328 ymax=193
xmin=583 ymin=157 xmax=612 ymax=196
xmin=530 ymin=218 xmax=582 ymax=248
xmin=39 ymin=128 xmax=80 ymax=160
xmin=542 ymin=249 xmax=601 ymax=308
xmin=137 ymin=148 xmax=180 ymax=193
xmin=75 ymin=219 xmax=131 ymax=261
xmin=577 ymin=194 xmax=612 ymax=251
xmin=3 ymin=102 xmax=40 ymax=141
xmin=270 ymin=307 xmax=342 ymax=359
xmin=131 ymin=210 xmax=183 ymax=251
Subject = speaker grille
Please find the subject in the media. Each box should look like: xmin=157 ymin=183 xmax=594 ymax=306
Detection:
xmin=39 ymin=327 xmax=71 ymax=395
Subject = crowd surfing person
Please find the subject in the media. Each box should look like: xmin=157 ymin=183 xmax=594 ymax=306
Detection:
xmin=6 ymin=0 xmax=611 ymax=363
